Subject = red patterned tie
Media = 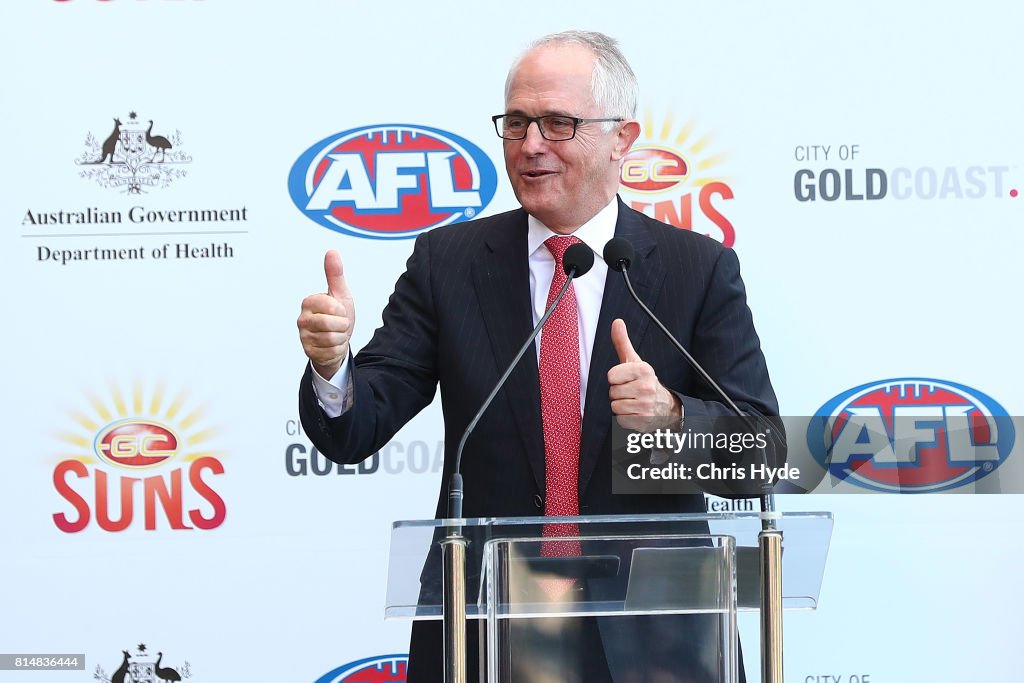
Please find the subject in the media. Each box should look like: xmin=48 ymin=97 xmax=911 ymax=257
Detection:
xmin=539 ymin=236 xmax=582 ymax=561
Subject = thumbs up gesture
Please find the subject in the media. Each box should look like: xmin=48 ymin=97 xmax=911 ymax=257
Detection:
xmin=297 ymin=250 xmax=356 ymax=379
xmin=607 ymin=319 xmax=681 ymax=430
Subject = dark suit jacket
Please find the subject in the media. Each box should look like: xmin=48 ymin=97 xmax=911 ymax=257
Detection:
xmin=299 ymin=198 xmax=779 ymax=681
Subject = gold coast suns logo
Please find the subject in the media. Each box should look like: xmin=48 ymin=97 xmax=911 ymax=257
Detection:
xmin=620 ymin=112 xmax=737 ymax=246
xmin=51 ymin=380 xmax=226 ymax=533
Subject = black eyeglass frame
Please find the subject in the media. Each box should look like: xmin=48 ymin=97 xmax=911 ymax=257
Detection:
xmin=491 ymin=114 xmax=625 ymax=141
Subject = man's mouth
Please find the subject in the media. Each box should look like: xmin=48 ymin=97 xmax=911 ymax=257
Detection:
xmin=522 ymin=169 xmax=556 ymax=179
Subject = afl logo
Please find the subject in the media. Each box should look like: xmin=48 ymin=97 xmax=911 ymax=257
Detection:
xmin=313 ymin=654 xmax=407 ymax=683
xmin=620 ymin=145 xmax=689 ymax=193
xmin=289 ymin=124 xmax=498 ymax=240
xmin=808 ymin=378 xmax=1014 ymax=492
xmin=95 ymin=420 xmax=178 ymax=469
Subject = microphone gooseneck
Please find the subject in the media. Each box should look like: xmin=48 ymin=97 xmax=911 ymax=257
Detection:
xmin=447 ymin=241 xmax=594 ymax=523
xmin=443 ymin=240 xmax=595 ymax=683
xmin=601 ymin=238 xmax=778 ymax=524
xmin=602 ymin=239 xmax=744 ymax=417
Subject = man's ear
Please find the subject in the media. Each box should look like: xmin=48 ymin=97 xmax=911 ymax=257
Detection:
xmin=611 ymin=120 xmax=641 ymax=161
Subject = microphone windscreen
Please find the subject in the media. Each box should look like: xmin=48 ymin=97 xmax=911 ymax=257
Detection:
xmin=563 ymin=242 xmax=595 ymax=278
xmin=603 ymin=238 xmax=635 ymax=273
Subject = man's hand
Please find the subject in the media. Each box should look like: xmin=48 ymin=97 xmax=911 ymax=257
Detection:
xmin=297 ymin=250 xmax=356 ymax=379
xmin=608 ymin=318 xmax=681 ymax=431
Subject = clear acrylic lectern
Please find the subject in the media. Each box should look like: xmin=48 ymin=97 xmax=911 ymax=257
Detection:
xmin=386 ymin=512 xmax=831 ymax=683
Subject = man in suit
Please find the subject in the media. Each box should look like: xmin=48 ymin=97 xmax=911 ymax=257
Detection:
xmin=298 ymin=30 xmax=778 ymax=683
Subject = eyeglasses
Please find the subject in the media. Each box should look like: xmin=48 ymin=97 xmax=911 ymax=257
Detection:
xmin=492 ymin=114 xmax=625 ymax=141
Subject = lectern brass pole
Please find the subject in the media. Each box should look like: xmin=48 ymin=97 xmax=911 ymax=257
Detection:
xmin=442 ymin=535 xmax=468 ymax=683
xmin=759 ymin=529 xmax=784 ymax=683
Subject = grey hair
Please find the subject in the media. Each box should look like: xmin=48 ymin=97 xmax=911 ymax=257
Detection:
xmin=504 ymin=30 xmax=638 ymax=124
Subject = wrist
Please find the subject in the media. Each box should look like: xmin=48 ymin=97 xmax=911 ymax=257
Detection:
xmin=661 ymin=385 xmax=682 ymax=418
xmin=312 ymin=360 xmax=343 ymax=381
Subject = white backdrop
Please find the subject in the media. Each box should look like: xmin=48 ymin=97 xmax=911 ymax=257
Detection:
xmin=1 ymin=1 xmax=1021 ymax=681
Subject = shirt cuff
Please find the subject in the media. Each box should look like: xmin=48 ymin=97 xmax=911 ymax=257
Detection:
xmin=311 ymin=356 xmax=353 ymax=418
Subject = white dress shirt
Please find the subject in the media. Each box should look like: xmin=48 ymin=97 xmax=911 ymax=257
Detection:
xmin=526 ymin=199 xmax=615 ymax=412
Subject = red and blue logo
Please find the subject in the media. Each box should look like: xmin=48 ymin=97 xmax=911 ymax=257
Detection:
xmin=807 ymin=378 xmax=1013 ymax=492
xmin=289 ymin=124 xmax=498 ymax=240
xmin=314 ymin=655 xmax=407 ymax=683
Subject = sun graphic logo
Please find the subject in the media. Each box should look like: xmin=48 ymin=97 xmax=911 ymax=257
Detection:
xmin=619 ymin=113 xmax=736 ymax=246
xmin=52 ymin=380 xmax=227 ymax=533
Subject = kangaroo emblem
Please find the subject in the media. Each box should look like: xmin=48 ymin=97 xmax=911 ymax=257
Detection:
xmin=110 ymin=650 xmax=131 ymax=683
xmin=97 ymin=118 xmax=122 ymax=164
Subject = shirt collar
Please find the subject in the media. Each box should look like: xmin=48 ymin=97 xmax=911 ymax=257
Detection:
xmin=526 ymin=197 xmax=618 ymax=260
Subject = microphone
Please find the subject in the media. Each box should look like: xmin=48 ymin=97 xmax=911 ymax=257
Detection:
xmin=563 ymin=240 xmax=595 ymax=278
xmin=603 ymin=238 xmax=633 ymax=274
xmin=601 ymin=237 xmax=780 ymax=521
xmin=447 ymin=241 xmax=594 ymax=521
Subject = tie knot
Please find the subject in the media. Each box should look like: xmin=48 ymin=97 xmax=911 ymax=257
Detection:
xmin=544 ymin=236 xmax=583 ymax=265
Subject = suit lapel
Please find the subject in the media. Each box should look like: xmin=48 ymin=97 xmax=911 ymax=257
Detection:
xmin=471 ymin=210 xmax=547 ymax=493
xmin=578 ymin=201 xmax=665 ymax=495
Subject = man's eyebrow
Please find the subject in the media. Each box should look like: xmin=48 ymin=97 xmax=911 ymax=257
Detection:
xmin=503 ymin=109 xmax=576 ymax=117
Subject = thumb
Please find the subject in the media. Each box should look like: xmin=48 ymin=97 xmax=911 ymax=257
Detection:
xmin=611 ymin=318 xmax=641 ymax=363
xmin=324 ymin=250 xmax=351 ymax=300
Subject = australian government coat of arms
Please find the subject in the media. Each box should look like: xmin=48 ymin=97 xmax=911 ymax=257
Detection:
xmin=75 ymin=111 xmax=192 ymax=194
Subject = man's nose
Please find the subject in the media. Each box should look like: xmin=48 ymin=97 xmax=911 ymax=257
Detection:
xmin=520 ymin=120 xmax=548 ymax=153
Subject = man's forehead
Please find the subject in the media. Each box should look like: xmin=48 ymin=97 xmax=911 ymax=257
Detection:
xmin=505 ymin=44 xmax=597 ymax=108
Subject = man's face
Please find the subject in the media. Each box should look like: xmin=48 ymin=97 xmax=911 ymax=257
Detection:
xmin=503 ymin=44 xmax=638 ymax=233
